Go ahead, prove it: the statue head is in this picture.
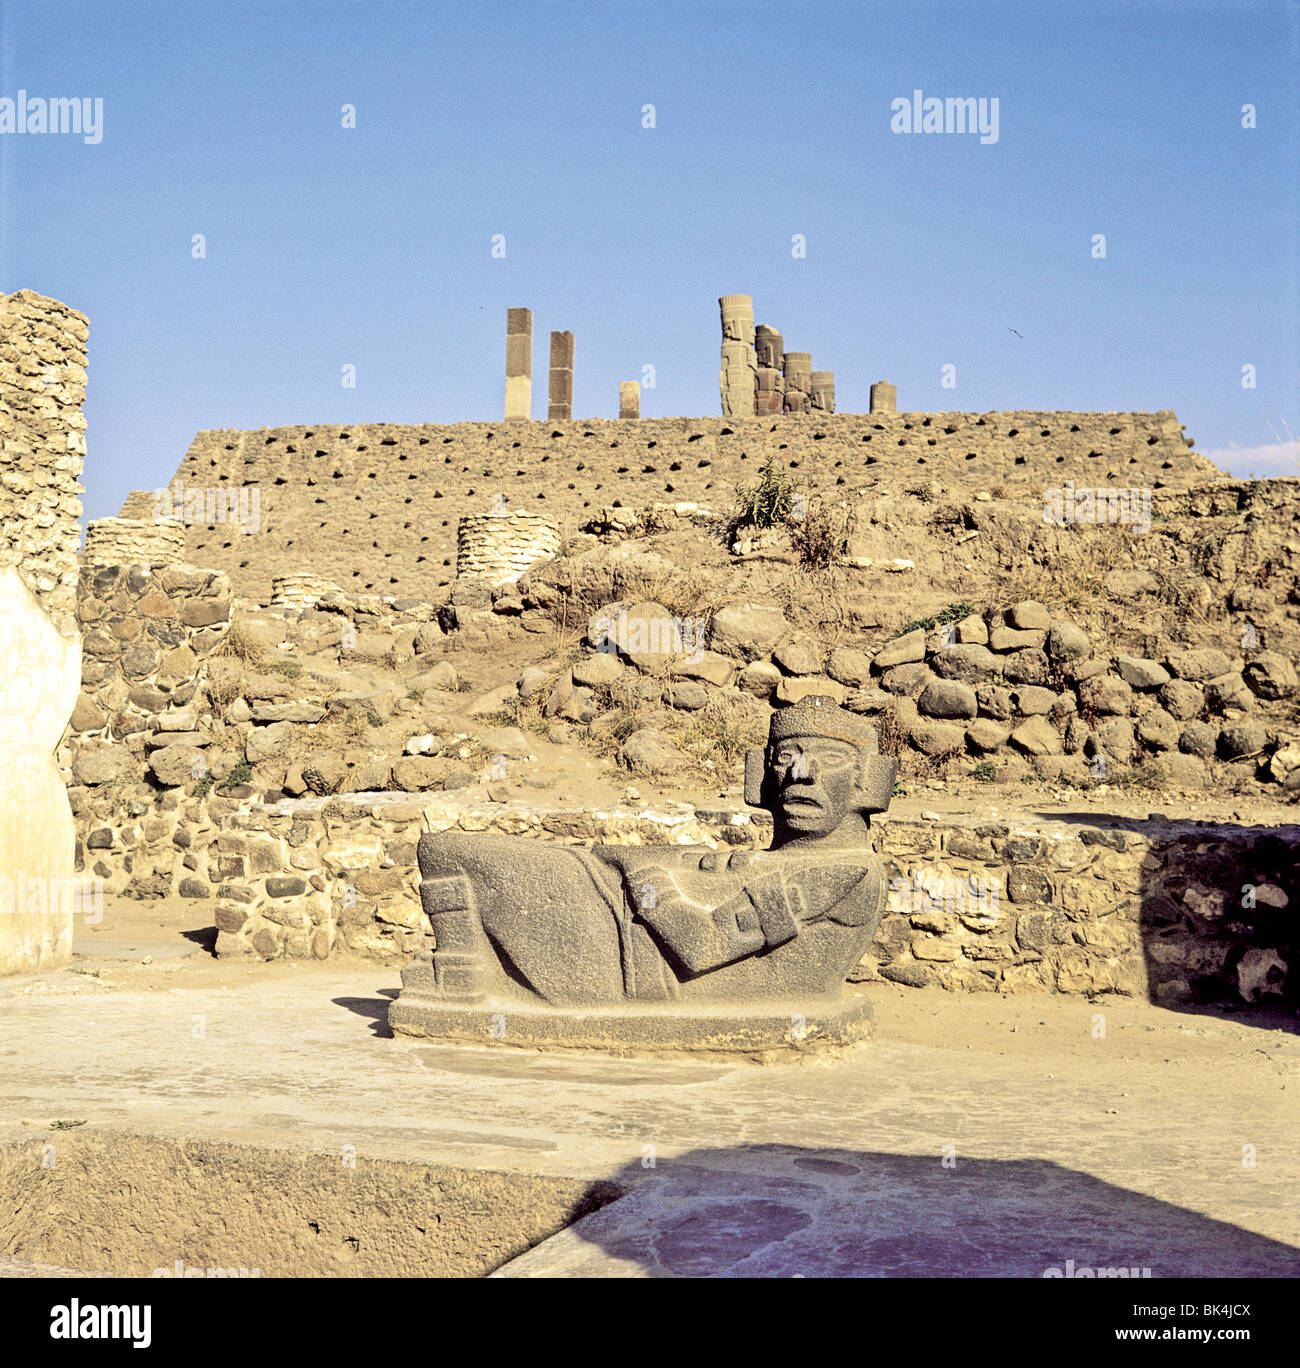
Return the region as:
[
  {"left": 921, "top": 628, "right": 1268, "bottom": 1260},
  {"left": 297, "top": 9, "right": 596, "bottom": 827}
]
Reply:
[{"left": 744, "top": 696, "right": 896, "bottom": 847}]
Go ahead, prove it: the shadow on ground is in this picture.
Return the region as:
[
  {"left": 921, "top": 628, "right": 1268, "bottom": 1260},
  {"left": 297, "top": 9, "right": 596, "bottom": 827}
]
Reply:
[
  {"left": 333, "top": 988, "right": 398, "bottom": 1037},
  {"left": 504, "top": 1142, "right": 1300, "bottom": 1278}
]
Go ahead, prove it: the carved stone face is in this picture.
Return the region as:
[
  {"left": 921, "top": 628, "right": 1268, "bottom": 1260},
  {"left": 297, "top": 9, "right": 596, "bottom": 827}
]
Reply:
[{"left": 769, "top": 737, "right": 859, "bottom": 837}]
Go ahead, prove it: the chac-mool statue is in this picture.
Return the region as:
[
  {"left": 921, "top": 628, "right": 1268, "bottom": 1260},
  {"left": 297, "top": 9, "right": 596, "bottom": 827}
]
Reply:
[{"left": 389, "top": 696, "right": 897, "bottom": 1051}]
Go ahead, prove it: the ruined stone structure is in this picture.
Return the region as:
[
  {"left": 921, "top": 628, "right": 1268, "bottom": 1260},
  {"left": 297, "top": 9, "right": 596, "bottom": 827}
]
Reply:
[
  {"left": 69, "top": 562, "right": 232, "bottom": 797},
  {"left": 504, "top": 308, "right": 532, "bottom": 421},
  {"left": 83, "top": 516, "right": 185, "bottom": 567},
  {"left": 547, "top": 330, "right": 573, "bottom": 422},
  {"left": 145, "top": 410, "right": 1216, "bottom": 601},
  {"left": 619, "top": 382, "right": 640, "bottom": 419},
  {"left": 456, "top": 511, "right": 561, "bottom": 587},
  {"left": 269, "top": 573, "right": 345, "bottom": 610},
  {"left": 0, "top": 290, "right": 87, "bottom": 974}
]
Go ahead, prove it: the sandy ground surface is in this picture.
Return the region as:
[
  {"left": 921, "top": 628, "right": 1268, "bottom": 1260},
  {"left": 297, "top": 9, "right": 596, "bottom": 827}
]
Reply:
[{"left": 0, "top": 890, "right": 1294, "bottom": 1277}]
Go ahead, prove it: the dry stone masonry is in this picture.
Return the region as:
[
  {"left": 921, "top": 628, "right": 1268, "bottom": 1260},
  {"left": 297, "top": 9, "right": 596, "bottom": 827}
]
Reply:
[
  {"left": 269, "top": 573, "right": 346, "bottom": 610},
  {"left": 83, "top": 516, "right": 185, "bottom": 567},
  {"left": 0, "top": 290, "right": 87, "bottom": 633},
  {"left": 0, "top": 290, "right": 88, "bottom": 974},
  {"left": 198, "top": 790, "right": 1295, "bottom": 1013},
  {"left": 155, "top": 411, "right": 1212, "bottom": 601},
  {"left": 456, "top": 512, "right": 561, "bottom": 587}
]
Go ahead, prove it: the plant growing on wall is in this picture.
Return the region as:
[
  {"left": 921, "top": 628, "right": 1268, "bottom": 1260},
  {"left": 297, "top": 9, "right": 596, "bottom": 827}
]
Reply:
[{"left": 733, "top": 451, "right": 794, "bottom": 528}]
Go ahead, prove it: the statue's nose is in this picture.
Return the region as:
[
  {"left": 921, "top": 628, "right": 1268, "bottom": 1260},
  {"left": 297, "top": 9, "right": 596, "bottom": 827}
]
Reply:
[{"left": 794, "top": 757, "right": 820, "bottom": 783}]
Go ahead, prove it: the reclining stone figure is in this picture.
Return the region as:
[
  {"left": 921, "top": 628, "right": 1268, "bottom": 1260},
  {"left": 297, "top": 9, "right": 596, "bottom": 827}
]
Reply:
[{"left": 400, "top": 695, "right": 896, "bottom": 1010}]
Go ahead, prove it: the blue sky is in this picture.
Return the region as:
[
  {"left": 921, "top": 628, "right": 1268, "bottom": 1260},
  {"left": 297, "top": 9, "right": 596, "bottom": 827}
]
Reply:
[{"left": 2, "top": 0, "right": 1296, "bottom": 519}]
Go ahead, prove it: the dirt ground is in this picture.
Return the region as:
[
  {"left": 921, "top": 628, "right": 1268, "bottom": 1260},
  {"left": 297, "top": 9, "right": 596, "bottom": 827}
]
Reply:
[{"left": 37, "top": 893, "right": 1299, "bottom": 1088}]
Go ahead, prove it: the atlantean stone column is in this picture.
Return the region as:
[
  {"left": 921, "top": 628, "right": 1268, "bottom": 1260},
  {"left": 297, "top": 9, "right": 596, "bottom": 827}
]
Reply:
[
  {"left": 0, "top": 290, "right": 87, "bottom": 976},
  {"left": 504, "top": 308, "right": 532, "bottom": 421},
  {"left": 870, "top": 381, "right": 897, "bottom": 414},
  {"left": 548, "top": 330, "right": 574, "bottom": 421},
  {"left": 810, "top": 371, "right": 836, "bottom": 414},
  {"left": 782, "top": 352, "right": 812, "bottom": 414},
  {"left": 619, "top": 382, "right": 640, "bottom": 419},
  {"left": 719, "top": 294, "right": 756, "bottom": 418},
  {"left": 754, "top": 325, "right": 785, "bottom": 416}
]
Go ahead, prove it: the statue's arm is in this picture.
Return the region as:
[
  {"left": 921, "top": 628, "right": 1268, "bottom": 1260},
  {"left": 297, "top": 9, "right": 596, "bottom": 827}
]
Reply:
[{"left": 627, "top": 866, "right": 804, "bottom": 976}]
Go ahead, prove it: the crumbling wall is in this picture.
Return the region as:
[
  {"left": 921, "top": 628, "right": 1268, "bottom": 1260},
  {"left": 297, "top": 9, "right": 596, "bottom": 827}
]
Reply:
[
  {"left": 83, "top": 516, "right": 185, "bottom": 566},
  {"left": 149, "top": 411, "right": 1218, "bottom": 602},
  {"left": 0, "top": 290, "right": 86, "bottom": 631},
  {"left": 456, "top": 512, "right": 561, "bottom": 586},
  {"left": 0, "top": 290, "right": 87, "bottom": 974}
]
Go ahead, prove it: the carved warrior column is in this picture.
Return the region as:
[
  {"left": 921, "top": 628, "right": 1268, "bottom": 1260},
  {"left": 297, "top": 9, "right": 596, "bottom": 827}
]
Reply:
[
  {"left": 547, "top": 330, "right": 574, "bottom": 421},
  {"left": 504, "top": 307, "right": 532, "bottom": 420},
  {"left": 870, "top": 381, "right": 897, "bottom": 414},
  {"left": 810, "top": 370, "right": 836, "bottom": 414},
  {"left": 0, "top": 291, "right": 87, "bottom": 976},
  {"left": 619, "top": 381, "right": 640, "bottom": 419},
  {"left": 718, "top": 294, "right": 756, "bottom": 417},
  {"left": 782, "top": 351, "right": 812, "bottom": 414},
  {"left": 754, "top": 325, "right": 785, "bottom": 416}
]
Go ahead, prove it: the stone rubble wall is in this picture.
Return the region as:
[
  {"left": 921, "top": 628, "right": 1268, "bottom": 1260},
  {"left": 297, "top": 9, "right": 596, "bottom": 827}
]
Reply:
[
  {"left": 0, "top": 290, "right": 88, "bottom": 634},
  {"left": 525, "top": 591, "right": 1300, "bottom": 791},
  {"left": 210, "top": 795, "right": 767, "bottom": 962},
  {"left": 197, "top": 795, "right": 1296, "bottom": 1008},
  {"left": 62, "top": 563, "right": 233, "bottom": 786},
  {"left": 270, "top": 573, "right": 345, "bottom": 610},
  {"left": 0, "top": 290, "right": 88, "bottom": 974},
  {"left": 456, "top": 512, "right": 561, "bottom": 587},
  {"left": 83, "top": 517, "right": 185, "bottom": 567},
  {"left": 151, "top": 411, "right": 1216, "bottom": 601}
]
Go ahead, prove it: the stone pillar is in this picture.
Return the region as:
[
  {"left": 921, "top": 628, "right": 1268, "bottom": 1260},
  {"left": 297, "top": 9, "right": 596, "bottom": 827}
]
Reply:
[
  {"left": 755, "top": 368, "right": 784, "bottom": 416},
  {"left": 505, "top": 308, "right": 532, "bottom": 420},
  {"left": 782, "top": 352, "right": 812, "bottom": 414},
  {"left": 718, "top": 294, "right": 756, "bottom": 418},
  {"left": 810, "top": 371, "right": 836, "bottom": 414},
  {"left": 753, "top": 325, "right": 785, "bottom": 415},
  {"left": 754, "top": 324, "right": 784, "bottom": 371},
  {"left": 870, "top": 381, "right": 897, "bottom": 414},
  {"left": 0, "top": 290, "right": 87, "bottom": 976},
  {"left": 619, "top": 382, "right": 640, "bottom": 419},
  {"left": 548, "top": 331, "right": 574, "bottom": 421}
]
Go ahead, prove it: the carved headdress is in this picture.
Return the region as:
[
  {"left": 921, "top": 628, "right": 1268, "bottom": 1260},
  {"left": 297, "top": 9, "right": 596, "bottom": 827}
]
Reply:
[{"left": 746, "top": 696, "right": 896, "bottom": 814}]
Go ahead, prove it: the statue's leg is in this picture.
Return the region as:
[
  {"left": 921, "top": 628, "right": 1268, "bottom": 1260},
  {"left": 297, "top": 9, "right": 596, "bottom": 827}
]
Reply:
[
  {"left": 418, "top": 861, "right": 491, "bottom": 1002},
  {"left": 418, "top": 832, "right": 626, "bottom": 1006}
]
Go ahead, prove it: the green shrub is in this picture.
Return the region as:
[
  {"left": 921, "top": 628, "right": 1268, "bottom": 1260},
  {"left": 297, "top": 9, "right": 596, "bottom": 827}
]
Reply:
[
  {"left": 893, "top": 602, "right": 978, "bottom": 639},
  {"left": 733, "top": 452, "right": 794, "bottom": 528}
]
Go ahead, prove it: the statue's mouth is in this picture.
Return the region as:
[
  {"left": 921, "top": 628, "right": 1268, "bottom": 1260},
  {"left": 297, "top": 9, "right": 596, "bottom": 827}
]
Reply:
[{"left": 781, "top": 790, "right": 825, "bottom": 811}]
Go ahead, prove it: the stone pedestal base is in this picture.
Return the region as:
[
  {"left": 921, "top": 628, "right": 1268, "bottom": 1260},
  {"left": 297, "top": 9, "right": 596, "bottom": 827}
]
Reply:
[{"left": 388, "top": 991, "right": 872, "bottom": 1057}]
